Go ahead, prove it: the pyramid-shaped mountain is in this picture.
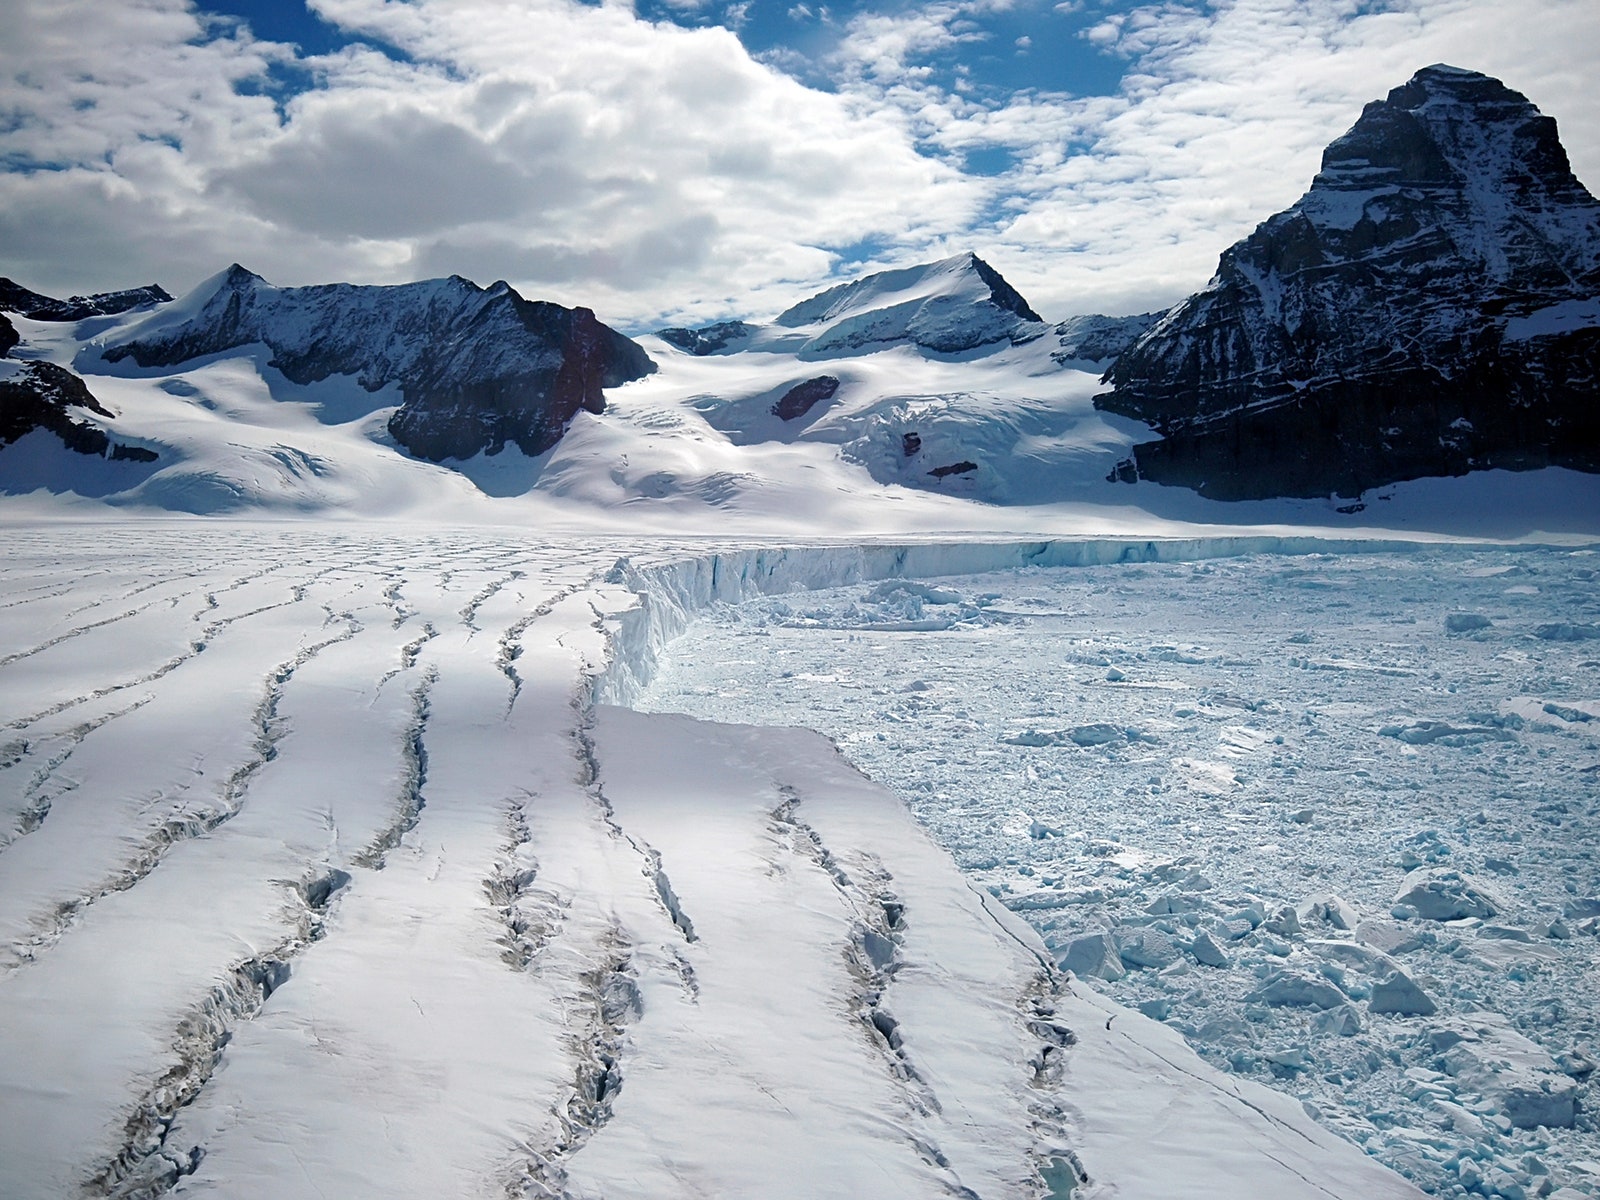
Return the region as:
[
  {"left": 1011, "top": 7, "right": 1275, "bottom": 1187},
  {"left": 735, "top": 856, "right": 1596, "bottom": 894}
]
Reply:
[
  {"left": 1099, "top": 64, "right": 1600, "bottom": 500},
  {"left": 661, "top": 252, "right": 1045, "bottom": 358}
]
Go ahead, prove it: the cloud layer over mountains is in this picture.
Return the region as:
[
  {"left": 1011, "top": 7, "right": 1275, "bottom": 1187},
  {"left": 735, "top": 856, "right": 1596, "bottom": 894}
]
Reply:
[{"left": 2, "top": 0, "right": 1597, "bottom": 327}]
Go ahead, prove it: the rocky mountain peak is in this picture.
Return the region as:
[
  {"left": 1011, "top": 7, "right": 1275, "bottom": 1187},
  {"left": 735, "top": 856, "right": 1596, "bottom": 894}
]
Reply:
[
  {"left": 101, "top": 269, "right": 655, "bottom": 462},
  {"left": 1098, "top": 66, "right": 1600, "bottom": 500}
]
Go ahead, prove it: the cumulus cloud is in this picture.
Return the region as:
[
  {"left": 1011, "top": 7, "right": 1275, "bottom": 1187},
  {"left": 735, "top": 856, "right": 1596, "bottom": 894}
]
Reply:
[
  {"left": 841, "top": 0, "right": 1600, "bottom": 317},
  {"left": 0, "top": 0, "right": 1595, "bottom": 327}
]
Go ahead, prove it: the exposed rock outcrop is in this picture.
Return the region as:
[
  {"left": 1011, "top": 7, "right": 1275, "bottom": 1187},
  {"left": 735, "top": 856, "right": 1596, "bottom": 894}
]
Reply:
[
  {"left": 0, "top": 360, "right": 156, "bottom": 462},
  {"left": 771, "top": 376, "right": 840, "bottom": 421}
]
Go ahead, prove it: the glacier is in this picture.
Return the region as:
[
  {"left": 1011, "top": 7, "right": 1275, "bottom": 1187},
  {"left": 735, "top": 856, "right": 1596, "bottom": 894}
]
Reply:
[{"left": 0, "top": 524, "right": 1465, "bottom": 1200}]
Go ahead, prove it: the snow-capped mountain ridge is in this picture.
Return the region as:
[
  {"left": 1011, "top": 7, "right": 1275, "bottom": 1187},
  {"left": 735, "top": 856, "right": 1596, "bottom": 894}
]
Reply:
[
  {"left": 1100, "top": 65, "right": 1600, "bottom": 500},
  {"left": 0, "top": 278, "right": 171, "bottom": 323},
  {"left": 663, "top": 252, "right": 1049, "bottom": 359},
  {"left": 99, "top": 265, "right": 656, "bottom": 461}
]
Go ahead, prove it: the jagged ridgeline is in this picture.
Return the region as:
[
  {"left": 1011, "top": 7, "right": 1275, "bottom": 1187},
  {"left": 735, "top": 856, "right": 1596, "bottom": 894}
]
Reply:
[
  {"left": 1099, "top": 65, "right": 1600, "bottom": 500},
  {"left": 100, "top": 266, "right": 657, "bottom": 461}
]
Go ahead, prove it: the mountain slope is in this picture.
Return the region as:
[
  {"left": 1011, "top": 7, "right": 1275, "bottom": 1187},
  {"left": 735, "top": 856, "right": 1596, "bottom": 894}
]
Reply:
[
  {"left": 1099, "top": 65, "right": 1600, "bottom": 500},
  {"left": 100, "top": 266, "right": 656, "bottom": 461}
]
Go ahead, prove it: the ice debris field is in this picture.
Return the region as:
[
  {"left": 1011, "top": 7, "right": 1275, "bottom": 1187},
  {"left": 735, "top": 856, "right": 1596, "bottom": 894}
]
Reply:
[{"left": 639, "top": 545, "right": 1600, "bottom": 1200}]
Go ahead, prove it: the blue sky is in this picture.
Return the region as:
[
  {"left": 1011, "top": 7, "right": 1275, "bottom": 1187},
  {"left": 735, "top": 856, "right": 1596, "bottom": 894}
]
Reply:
[
  {"left": 201, "top": 0, "right": 1135, "bottom": 106},
  {"left": 2, "top": 0, "right": 1597, "bottom": 328}
]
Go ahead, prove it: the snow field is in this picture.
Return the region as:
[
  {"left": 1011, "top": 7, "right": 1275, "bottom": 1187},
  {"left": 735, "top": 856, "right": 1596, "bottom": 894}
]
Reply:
[{"left": 638, "top": 547, "right": 1600, "bottom": 1199}]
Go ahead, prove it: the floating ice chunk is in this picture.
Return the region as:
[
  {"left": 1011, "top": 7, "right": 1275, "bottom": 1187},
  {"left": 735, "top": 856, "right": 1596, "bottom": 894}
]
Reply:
[
  {"left": 1298, "top": 892, "right": 1360, "bottom": 931},
  {"left": 1000, "top": 722, "right": 1135, "bottom": 748},
  {"left": 1397, "top": 830, "right": 1452, "bottom": 869},
  {"left": 1246, "top": 970, "right": 1348, "bottom": 1010},
  {"left": 1378, "top": 720, "right": 1516, "bottom": 747},
  {"left": 1264, "top": 905, "right": 1302, "bottom": 937},
  {"left": 1058, "top": 932, "right": 1125, "bottom": 981},
  {"left": 1002, "top": 728, "right": 1061, "bottom": 747},
  {"left": 1432, "top": 1014, "right": 1579, "bottom": 1129},
  {"left": 1118, "top": 928, "right": 1181, "bottom": 970},
  {"left": 1532, "top": 622, "right": 1600, "bottom": 641},
  {"left": 1479, "top": 924, "right": 1533, "bottom": 943},
  {"left": 863, "top": 579, "right": 964, "bottom": 606},
  {"left": 1354, "top": 920, "right": 1430, "bottom": 955},
  {"left": 1434, "top": 1100, "right": 1487, "bottom": 1139},
  {"left": 1393, "top": 867, "right": 1502, "bottom": 921},
  {"left": 1562, "top": 897, "right": 1600, "bottom": 919},
  {"left": 1146, "top": 892, "right": 1207, "bottom": 915},
  {"left": 1069, "top": 722, "right": 1126, "bottom": 746},
  {"left": 1265, "top": 1047, "right": 1308, "bottom": 1070},
  {"left": 1139, "top": 998, "right": 1174, "bottom": 1021},
  {"left": 1190, "top": 929, "right": 1231, "bottom": 968},
  {"left": 1541, "top": 702, "right": 1593, "bottom": 724},
  {"left": 1307, "top": 938, "right": 1400, "bottom": 977},
  {"left": 1311, "top": 1004, "right": 1364, "bottom": 1036},
  {"left": 1223, "top": 899, "right": 1267, "bottom": 930},
  {"left": 1368, "top": 969, "right": 1438, "bottom": 1016}
]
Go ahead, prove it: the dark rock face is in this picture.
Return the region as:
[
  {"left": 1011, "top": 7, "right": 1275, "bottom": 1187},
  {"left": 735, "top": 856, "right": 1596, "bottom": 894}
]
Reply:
[
  {"left": 0, "top": 314, "right": 17, "bottom": 358},
  {"left": 657, "top": 320, "right": 753, "bottom": 355},
  {"left": 967, "top": 256, "right": 1043, "bottom": 323},
  {"left": 0, "top": 279, "right": 172, "bottom": 321},
  {"left": 0, "top": 360, "right": 157, "bottom": 462},
  {"left": 1098, "top": 65, "right": 1600, "bottom": 500},
  {"left": 771, "top": 375, "right": 840, "bottom": 421},
  {"left": 102, "top": 266, "right": 656, "bottom": 461}
]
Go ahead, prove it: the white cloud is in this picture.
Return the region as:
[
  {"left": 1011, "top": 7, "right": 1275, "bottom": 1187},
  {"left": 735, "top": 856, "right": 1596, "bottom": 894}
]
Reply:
[
  {"left": 852, "top": 0, "right": 1600, "bottom": 317},
  {"left": 0, "top": 0, "right": 1595, "bottom": 328}
]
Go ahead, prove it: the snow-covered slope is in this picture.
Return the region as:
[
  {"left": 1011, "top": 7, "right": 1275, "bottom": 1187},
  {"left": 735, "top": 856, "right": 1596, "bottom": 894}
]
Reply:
[{"left": 1101, "top": 65, "right": 1600, "bottom": 500}]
